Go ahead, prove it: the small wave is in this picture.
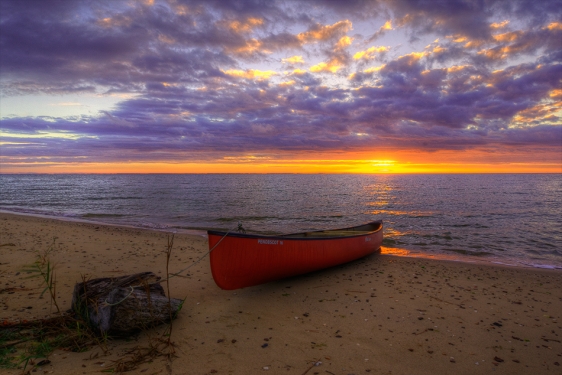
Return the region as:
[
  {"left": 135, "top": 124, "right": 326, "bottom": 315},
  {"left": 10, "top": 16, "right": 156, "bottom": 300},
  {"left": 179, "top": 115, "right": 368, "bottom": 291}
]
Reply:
[
  {"left": 0, "top": 207, "right": 73, "bottom": 219},
  {"left": 422, "top": 234, "right": 454, "bottom": 240},
  {"left": 444, "top": 248, "right": 492, "bottom": 257},
  {"left": 138, "top": 222, "right": 171, "bottom": 230},
  {"left": 307, "top": 218, "right": 342, "bottom": 223},
  {"left": 82, "top": 213, "right": 127, "bottom": 218},
  {"left": 531, "top": 241, "right": 558, "bottom": 249},
  {"left": 382, "top": 238, "right": 405, "bottom": 246},
  {"left": 448, "top": 223, "right": 490, "bottom": 228},
  {"left": 524, "top": 248, "right": 561, "bottom": 257},
  {"left": 216, "top": 216, "right": 278, "bottom": 222},
  {"left": 88, "top": 196, "right": 143, "bottom": 201},
  {"left": 517, "top": 262, "right": 562, "bottom": 270},
  {"left": 217, "top": 217, "right": 241, "bottom": 223}
]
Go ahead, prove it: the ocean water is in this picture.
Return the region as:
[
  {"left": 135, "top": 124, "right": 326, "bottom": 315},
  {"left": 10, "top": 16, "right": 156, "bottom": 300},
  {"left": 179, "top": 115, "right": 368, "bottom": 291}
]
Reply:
[{"left": 0, "top": 174, "right": 560, "bottom": 269}]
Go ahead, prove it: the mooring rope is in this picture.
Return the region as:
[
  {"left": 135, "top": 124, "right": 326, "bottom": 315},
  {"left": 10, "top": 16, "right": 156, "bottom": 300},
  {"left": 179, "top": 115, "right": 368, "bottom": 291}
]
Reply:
[
  {"left": 100, "top": 223, "right": 245, "bottom": 307},
  {"left": 127, "top": 222, "right": 245, "bottom": 289},
  {"left": 167, "top": 223, "right": 243, "bottom": 278}
]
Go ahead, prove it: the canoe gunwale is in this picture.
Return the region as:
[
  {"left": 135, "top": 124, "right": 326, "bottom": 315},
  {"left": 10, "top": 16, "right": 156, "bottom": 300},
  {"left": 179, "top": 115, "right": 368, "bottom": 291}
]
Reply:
[{"left": 207, "top": 220, "right": 382, "bottom": 241}]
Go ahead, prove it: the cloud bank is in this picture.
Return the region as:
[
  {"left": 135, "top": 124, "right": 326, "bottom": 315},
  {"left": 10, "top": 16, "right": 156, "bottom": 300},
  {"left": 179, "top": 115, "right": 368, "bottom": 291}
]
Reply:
[{"left": 1, "top": 0, "right": 560, "bottom": 167}]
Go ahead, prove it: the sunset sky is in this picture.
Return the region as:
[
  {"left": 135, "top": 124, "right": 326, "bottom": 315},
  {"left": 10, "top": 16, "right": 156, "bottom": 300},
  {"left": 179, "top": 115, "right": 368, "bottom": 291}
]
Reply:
[{"left": 1, "top": 0, "right": 561, "bottom": 173}]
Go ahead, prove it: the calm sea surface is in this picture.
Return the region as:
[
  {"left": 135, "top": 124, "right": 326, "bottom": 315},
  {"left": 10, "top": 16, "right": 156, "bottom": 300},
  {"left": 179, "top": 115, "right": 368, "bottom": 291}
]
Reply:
[{"left": 1, "top": 174, "right": 560, "bottom": 269}]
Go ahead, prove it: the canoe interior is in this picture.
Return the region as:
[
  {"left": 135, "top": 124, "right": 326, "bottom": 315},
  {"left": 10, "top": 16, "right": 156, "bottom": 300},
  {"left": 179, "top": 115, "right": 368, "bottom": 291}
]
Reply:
[
  {"left": 282, "top": 221, "right": 382, "bottom": 239},
  {"left": 209, "top": 220, "right": 382, "bottom": 240}
]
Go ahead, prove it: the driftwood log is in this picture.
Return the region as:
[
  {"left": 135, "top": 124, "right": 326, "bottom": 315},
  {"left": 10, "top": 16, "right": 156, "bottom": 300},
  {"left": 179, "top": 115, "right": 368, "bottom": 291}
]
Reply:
[{"left": 71, "top": 272, "right": 182, "bottom": 335}]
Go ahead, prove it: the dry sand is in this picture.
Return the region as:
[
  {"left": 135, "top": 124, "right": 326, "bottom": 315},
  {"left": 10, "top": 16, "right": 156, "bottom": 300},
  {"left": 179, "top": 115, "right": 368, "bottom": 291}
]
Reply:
[{"left": 1, "top": 212, "right": 561, "bottom": 374}]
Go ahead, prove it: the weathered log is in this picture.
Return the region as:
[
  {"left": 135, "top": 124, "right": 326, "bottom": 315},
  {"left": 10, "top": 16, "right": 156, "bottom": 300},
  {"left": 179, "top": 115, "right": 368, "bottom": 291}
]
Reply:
[{"left": 71, "top": 272, "right": 182, "bottom": 335}]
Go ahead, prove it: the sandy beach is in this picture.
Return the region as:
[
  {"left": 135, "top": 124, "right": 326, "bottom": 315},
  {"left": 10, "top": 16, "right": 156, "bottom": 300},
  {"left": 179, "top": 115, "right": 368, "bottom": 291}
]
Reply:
[{"left": 1, "top": 212, "right": 561, "bottom": 375}]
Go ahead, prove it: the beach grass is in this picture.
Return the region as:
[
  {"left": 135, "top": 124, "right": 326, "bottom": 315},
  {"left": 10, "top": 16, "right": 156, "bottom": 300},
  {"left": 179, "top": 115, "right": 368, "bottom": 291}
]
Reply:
[{"left": 0, "top": 231, "right": 182, "bottom": 374}]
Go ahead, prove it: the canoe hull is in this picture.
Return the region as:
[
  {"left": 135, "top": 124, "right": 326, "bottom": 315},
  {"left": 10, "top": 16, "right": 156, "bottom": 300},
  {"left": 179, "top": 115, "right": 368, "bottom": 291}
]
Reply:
[{"left": 208, "top": 221, "right": 383, "bottom": 290}]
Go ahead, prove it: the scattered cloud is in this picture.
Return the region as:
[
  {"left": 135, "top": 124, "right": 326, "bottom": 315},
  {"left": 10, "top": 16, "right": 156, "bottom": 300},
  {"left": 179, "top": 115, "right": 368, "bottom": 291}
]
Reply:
[
  {"left": 282, "top": 55, "right": 305, "bottom": 64},
  {"left": 222, "top": 17, "right": 264, "bottom": 33},
  {"left": 353, "top": 46, "right": 389, "bottom": 61},
  {"left": 310, "top": 61, "right": 342, "bottom": 74},
  {"left": 368, "top": 19, "right": 393, "bottom": 42},
  {"left": 490, "top": 20, "right": 509, "bottom": 29},
  {"left": 223, "top": 69, "right": 278, "bottom": 80},
  {"left": 297, "top": 20, "right": 353, "bottom": 44}
]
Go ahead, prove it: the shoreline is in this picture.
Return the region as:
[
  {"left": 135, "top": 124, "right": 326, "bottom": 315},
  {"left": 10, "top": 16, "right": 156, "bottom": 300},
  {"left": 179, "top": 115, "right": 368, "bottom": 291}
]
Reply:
[
  {"left": 2, "top": 209, "right": 560, "bottom": 271},
  {"left": 380, "top": 247, "right": 562, "bottom": 271},
  {"left": 1, "top": 212, "right": 561, "bottom": 374},
  {"left": 0, "top": 208, "right": 209, "bottom": 237}
]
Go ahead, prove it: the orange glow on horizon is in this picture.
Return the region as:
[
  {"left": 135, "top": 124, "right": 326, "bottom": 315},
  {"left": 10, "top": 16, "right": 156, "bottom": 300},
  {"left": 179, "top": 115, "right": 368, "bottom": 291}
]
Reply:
[
  {"left": 1, "top": 159, "right": 560, "bottom": 174},
  {"left": 1, "top": 148, "right": 560, "bottom": 174}
]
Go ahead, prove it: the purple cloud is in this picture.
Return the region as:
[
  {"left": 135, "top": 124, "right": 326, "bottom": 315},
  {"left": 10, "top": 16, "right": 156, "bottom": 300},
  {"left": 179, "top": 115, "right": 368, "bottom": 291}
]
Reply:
[{"left": 1, "top": 0, "right": 560, "bottom": 166}]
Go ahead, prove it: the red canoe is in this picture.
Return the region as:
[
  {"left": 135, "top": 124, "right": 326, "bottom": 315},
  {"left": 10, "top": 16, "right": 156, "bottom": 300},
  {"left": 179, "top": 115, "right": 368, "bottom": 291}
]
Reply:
[{"left": 208, "top": 220, "right": 383, "bottom": 290}]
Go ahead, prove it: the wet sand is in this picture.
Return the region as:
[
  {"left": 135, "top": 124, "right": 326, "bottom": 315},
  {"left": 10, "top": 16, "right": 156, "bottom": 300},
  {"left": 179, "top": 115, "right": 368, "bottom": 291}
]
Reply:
[{"left": 1, "top": 212, "right": 561, "bottom": 374}]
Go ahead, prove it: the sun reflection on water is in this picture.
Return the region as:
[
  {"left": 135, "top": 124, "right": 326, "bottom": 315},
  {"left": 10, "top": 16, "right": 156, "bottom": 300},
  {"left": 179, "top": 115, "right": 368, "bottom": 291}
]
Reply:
[{"left": 379, "top": 246, "right": 525, "bottom": 268}]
